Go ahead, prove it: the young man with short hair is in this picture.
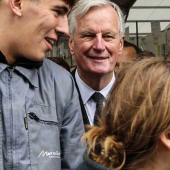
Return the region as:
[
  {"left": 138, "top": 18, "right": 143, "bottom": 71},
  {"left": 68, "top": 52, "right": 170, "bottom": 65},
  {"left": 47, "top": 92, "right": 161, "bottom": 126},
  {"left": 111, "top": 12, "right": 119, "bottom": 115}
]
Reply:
[{"left": 0, "top": 0, "right": 85, "bottom": 169}]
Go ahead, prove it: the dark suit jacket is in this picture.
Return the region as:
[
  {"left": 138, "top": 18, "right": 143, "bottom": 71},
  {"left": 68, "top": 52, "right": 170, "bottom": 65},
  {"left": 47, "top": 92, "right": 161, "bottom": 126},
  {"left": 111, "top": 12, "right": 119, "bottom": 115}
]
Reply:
[{"left": 71, "top": 68, "right": 90, "bottom": 125}]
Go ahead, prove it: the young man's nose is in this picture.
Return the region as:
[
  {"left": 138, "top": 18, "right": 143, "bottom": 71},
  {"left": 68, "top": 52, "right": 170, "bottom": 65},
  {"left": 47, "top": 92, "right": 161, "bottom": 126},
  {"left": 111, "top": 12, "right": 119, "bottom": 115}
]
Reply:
[{"left": 55, "top": 16, "right": 69, "bottom": 37}]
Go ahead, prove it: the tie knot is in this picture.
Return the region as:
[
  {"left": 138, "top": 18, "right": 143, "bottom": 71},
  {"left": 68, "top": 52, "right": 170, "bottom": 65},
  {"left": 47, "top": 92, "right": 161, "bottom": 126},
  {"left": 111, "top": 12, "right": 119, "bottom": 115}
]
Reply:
[{"left": 91, "top": 92, "right": 104, "bottom": 104}]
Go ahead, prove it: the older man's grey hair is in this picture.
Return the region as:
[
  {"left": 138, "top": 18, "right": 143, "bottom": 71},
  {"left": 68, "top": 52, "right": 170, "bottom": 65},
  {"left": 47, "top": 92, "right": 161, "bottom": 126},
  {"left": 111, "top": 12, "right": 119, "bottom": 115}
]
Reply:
[{"left": 68, "top": 0, "right": 125, "bottom": 38}]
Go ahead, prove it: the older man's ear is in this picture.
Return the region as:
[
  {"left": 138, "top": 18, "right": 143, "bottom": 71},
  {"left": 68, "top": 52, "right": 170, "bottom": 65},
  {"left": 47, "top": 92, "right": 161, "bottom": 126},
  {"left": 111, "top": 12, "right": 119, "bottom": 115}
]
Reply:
[
  {"left": 69, "top": 37, "right": 75, "bottom": 55},
  {"left": 119, "top": 36, "right": 125, "bottom": 55}
]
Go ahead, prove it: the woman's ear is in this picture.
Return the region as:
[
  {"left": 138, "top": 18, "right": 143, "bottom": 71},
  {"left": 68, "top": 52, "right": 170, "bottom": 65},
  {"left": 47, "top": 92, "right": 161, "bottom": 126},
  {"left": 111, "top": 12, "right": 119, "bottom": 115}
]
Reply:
[
  {"left": 68, "top": 37, "right": 75, "bottom": 55},
  {"left": 9, "top": 0, "right": 23, "bottom": 16},
  {"left": 160, "top": 130, "right": 170, "bottom": 150}
]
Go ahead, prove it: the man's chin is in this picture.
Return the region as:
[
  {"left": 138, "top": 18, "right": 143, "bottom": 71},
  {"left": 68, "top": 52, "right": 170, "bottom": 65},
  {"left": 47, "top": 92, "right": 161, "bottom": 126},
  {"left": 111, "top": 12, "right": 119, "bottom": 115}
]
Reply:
[
  {"left": 90, "top": 70, "right": 111, "bottom": 76},
  {"left": 28, "top": 54, "right": 46, "bottom": 62}
]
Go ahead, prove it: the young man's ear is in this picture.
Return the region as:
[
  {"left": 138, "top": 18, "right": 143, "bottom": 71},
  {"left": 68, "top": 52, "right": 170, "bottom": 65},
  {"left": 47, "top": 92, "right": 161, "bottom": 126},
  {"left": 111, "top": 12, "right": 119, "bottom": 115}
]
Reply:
[
  {"left": 160, "top": 130, "right": 170, "bottom": 150},
  {"left": 68, "top": 37, "right": 75, "bottom": 55},
  {"left": 9, "top": 0, "right": 23, "bottom": 17}
]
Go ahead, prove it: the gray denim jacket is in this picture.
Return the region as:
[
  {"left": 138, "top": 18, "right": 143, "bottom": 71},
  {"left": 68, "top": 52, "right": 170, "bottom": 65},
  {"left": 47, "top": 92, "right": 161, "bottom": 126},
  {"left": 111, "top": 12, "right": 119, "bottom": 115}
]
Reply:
[{"left": 0, "top": 57, "right": 85, "bottom": 170}]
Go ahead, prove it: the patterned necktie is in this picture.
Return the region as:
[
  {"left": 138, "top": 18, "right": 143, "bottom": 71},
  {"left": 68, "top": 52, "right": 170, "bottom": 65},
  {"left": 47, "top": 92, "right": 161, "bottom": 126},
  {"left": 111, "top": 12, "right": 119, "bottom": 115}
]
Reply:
[{"left": 91, "top": 92, "right": 104, "bottom": 125}]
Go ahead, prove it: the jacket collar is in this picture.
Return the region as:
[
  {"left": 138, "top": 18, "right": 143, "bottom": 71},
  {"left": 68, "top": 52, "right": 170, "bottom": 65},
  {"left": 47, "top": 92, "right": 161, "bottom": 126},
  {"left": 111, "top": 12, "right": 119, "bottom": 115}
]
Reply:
[
  {"left": 0, "top": 51, "right": 43, "bottom": 69},
  {"left": 0, "top": 51, "right": 41, "bottom": 87}
]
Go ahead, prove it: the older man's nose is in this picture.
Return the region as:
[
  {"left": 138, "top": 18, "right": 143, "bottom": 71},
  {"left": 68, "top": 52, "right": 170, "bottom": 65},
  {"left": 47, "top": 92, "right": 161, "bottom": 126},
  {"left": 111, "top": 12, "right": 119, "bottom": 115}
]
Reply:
[{"left": 93, "top": 35, "right": 105, "bottom": 52}]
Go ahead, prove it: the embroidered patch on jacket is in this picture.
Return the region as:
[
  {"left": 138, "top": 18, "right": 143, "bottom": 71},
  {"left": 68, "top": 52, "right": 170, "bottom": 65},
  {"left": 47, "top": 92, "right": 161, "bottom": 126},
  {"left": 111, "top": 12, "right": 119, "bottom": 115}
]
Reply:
[{"left": 38, "top": 151, "right": 60, "bottom": 158}]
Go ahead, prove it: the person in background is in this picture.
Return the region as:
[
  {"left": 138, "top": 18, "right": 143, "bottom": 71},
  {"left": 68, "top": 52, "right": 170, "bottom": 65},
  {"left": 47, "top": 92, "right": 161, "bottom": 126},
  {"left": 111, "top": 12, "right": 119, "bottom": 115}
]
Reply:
[
  {"left": 77, "top": 57, "right": 170, "bottom": 170},
  {"left": 115, "top": 40, "right": 141, "bottom": 73},
  {"left": 48, "top": 57, "right": 70, "bottom": 72},
  {"left": 68, "top": 0, "right": 125, "bottom": 126},
  {"left": 0, "top": 0, "right": 85, "bottom": 169},
  {"left": 138, "top": 50, "right": 156, "bottom": 59}
]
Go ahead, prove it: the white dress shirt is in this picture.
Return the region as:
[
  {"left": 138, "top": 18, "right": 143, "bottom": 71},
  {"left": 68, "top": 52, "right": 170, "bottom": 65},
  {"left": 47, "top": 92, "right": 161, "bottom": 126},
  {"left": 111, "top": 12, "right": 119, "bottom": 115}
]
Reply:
[{"left": 75, "top": 70, "right": 115, "bottom": 125}]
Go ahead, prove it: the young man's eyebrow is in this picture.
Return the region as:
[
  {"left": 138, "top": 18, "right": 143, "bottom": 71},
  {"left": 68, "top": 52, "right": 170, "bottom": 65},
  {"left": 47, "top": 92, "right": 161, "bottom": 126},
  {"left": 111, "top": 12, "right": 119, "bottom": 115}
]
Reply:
[{"left": 55, "top": 6, "right": 69, "bottom": 13}]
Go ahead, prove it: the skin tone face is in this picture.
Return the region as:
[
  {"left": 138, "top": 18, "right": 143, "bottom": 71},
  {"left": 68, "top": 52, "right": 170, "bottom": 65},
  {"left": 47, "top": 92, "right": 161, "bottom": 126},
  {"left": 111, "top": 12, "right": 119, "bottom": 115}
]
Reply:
[
  {"left": 115, "top": 46, "right": 137, "bottom": 73},
  {"left": 69, "top": 6, "right": 124, "bottom": 87},
  {"left": 5, "top": 0, "right": 70, "bottom": 64},
  {"left": 119, "top": 46, "right": 137, "bottom": 62}
]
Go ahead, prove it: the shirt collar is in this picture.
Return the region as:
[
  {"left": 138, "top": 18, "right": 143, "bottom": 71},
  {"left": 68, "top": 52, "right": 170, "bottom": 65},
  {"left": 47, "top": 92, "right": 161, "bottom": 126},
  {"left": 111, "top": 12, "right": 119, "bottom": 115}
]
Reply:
[{"left": 75, "top": 69, "right": 115, "bottom": 104}]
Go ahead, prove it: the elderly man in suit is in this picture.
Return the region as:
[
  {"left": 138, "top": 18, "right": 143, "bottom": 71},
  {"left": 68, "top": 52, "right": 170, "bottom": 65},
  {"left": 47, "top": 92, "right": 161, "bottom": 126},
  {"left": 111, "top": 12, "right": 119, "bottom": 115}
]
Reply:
[{"left": 69, "top": 0, "right": 125, "bottom": 126}]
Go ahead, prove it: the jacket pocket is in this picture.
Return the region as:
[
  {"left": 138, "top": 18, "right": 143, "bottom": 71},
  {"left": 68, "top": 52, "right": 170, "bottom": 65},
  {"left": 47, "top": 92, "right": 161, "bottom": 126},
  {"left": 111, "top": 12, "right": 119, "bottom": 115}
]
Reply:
[
  {"left": 28, "top": 112, "right": 59, "bottom": 126},
  {"left": 26, "top": 98, "right": 61, "bottom": 170}
]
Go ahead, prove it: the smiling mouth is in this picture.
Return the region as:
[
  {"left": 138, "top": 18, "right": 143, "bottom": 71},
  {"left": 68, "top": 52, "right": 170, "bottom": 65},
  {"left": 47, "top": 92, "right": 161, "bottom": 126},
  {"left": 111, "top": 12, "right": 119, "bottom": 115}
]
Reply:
[
  {"left": 45, "top": 38, "right": 55, "bottom": 46},
  {"left": 88, "top": 56, "right": 109, "bottom": 60}
]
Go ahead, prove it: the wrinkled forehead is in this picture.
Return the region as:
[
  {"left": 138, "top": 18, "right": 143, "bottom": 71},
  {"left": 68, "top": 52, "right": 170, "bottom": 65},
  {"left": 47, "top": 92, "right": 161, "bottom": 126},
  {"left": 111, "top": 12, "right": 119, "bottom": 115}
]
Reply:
[
  {"left": 77, "top": 5, "right": 120, "bottom": 30},
  {"left": 77, "top": 6, "right": 119, "bottom": 32},
  {"left": 81, "top": 5, "right": 118, "bottom": 20}
]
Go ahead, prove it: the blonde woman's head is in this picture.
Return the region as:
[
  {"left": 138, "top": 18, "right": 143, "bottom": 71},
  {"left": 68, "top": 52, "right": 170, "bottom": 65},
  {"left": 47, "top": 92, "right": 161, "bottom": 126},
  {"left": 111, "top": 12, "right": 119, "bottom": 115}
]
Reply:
[{"left": 84, "top": 57, "right": 170, "bottom": 169}]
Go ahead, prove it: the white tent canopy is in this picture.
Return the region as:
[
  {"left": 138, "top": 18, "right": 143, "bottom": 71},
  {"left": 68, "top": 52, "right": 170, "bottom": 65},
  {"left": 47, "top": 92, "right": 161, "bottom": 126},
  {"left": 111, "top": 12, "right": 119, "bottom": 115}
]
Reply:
[{"left": 126, "top": 0, "right": 170, "bottom": 34}]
